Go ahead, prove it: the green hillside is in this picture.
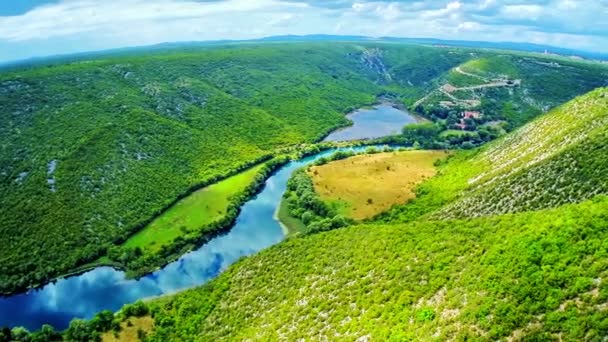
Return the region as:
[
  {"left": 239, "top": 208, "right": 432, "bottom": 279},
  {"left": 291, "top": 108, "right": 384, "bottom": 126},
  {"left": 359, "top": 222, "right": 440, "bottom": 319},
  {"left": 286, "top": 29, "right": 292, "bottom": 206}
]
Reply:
[
  {"left": 0, "top": 43, "right": 386, "bottom": 293},
  {"left": 131, "top": 87, "right": 608, "bottom": 341},
  {"left": 147, "top": 197, "right": 608, "bottom": 341},
  {"left": 379, "top": 87, "right": 608, "bottom": 223},
  {"left": 412, "top": 54, "right": 608, "bottom": 149},
  {"left": 1, "top": 42, "right": 606, "bottom": 295}
]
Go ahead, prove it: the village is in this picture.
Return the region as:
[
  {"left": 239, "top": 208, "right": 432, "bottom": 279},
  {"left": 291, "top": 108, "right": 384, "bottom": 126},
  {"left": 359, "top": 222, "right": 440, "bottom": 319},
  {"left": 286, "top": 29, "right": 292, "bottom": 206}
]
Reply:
[{"left": 412, "top": 64, "right": 523, "bottom": 132}]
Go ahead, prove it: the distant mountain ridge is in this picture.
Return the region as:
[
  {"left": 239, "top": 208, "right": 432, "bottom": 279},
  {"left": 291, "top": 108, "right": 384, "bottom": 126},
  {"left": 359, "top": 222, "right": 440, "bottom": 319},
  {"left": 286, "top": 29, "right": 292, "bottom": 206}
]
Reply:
[
  {"left": 263, "top": 35, "right": 608, "bottom": 60},
  {"left": 1, "top": 35, "right": 606, "bottom": 71}
]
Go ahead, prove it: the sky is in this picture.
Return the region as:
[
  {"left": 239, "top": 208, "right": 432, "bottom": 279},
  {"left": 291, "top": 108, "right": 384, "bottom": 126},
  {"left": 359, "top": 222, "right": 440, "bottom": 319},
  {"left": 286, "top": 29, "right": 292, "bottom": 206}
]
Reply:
[{"left": 0, "top": 0, "right": 607, "bottom": 63}]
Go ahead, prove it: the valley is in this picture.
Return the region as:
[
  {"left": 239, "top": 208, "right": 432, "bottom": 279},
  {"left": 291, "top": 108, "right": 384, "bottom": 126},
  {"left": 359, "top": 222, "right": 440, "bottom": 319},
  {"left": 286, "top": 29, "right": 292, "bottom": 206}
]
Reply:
[
  {"left": 141, "top": 87, "right": 608, "bottom": 341},
  {"left": 1, "top": 41, "right": 608, "bottom": 340},
  {"left": 0, "top": 146, "right": 376, "bottom": 331}
]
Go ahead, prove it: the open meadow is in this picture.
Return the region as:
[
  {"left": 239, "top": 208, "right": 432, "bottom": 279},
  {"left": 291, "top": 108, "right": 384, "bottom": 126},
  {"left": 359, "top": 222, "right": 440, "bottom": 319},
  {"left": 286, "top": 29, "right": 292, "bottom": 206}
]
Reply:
[
  {"left": 308, "top": 150, "right": 450, "bottom": 219},
  {"left": 123, "top": 164, "right": 265, "bottom": 252}
]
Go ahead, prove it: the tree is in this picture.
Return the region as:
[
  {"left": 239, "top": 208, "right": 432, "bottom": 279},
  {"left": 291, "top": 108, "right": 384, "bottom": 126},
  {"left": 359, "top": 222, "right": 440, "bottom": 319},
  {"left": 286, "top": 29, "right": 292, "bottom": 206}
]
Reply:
[
  {"left": 31, "top": 325, "right": 61, "bottom": 342},
  {"left": 402, "top": 123, "right": 442, "bottom": 145},
  {"left": 301, "top": 211, "right": 314, "bottom": 225},
  {"left": 122, "top": 301, "right": 149, "bottom": 318},
  {"left": 11, "top": 327, "right": 31, "bottom": 342},
  {"left": 90, "top": 310, "right": 115, "bottom": 333},
  {"left": 64, "top": 319, "right": 96, "bottom": 342},
  {"left": 0, "top": 327, "right": 11, "bottom": 342}
]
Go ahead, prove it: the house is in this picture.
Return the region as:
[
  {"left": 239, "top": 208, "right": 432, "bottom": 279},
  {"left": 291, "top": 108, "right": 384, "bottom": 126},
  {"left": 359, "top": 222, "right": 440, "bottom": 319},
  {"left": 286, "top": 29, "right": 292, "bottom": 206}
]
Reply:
[
  {"left": 463, "top": 111, "right": 481, "bottom": 119},
  {"left": 455, "top": 123, "right": 467, "bottom": 130},
  {"left": 454, "top": 111, "right": 483, "bottom": 130}
]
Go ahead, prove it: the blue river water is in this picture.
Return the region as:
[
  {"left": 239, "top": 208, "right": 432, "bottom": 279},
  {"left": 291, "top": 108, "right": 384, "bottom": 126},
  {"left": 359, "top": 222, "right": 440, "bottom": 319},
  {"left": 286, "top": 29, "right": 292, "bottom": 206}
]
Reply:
[
  {"left": 324, "top": 104, "right": 417, "bottom": 141},
  {"left": 0, "top": 104, "right": 412, "bottom": 331},
  {"left": 0, "top": 148, "right": 371, "bottom": 331}
]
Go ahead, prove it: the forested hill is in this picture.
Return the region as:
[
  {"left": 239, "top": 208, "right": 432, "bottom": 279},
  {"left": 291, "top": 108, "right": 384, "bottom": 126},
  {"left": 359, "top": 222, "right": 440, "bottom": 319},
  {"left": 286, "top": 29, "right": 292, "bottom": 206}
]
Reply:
[
  {"left": 0, "top": 43, "right": 468, "bottom": 294},
  {"left": 145, "top": 88, "right": 608, "bottom": 341},
  {"left": 0, "top": 42, "right": 606, "bottom": 295}
]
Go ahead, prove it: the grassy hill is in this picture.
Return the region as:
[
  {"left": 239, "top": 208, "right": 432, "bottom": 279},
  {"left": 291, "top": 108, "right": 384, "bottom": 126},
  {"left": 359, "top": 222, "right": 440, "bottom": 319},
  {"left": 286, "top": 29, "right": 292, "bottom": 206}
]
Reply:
[
  {"left": 0, "top": 43, "right": 375, "bottom": 293},
  {"left": 146, "top": 197, "right": 608, "bottom": 341},
  {"left": 133, "top": 87, "right": 608, "bottom": 341},
  {"left": 379, "top": 87, "right": 608, "bottom": 223},
  {"left": 1, "top": 42, "right": 606, "bottom": 295}
]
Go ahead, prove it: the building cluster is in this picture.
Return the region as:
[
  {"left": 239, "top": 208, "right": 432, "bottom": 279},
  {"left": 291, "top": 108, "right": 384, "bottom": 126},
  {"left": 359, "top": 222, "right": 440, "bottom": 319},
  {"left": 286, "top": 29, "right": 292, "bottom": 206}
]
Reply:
[{"left": 455, "top": 111, "right": 481, "bottom": 130}]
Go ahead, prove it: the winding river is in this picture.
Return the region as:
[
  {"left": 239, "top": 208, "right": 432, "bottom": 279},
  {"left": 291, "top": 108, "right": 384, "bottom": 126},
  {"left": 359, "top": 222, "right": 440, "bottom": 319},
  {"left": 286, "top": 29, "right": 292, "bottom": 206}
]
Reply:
[{"left": 0, "top": 105, "right": 417, "bottom": 331}]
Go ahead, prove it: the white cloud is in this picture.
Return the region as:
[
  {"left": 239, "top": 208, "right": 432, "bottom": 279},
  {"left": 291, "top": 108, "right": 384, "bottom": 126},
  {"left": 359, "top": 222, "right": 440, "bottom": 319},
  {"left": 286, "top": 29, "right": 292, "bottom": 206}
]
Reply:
[
  {"left": 457, "top": 21, "right": 481, "bottom": 32},
  {"left": 375, "top": 3, "right": 402, "bottom": 22},
  {"left": 421, "top": 1, "right": 462, "bottom": 19},
  {"left": 500, "top": 4, "right": 544, "bottom": 20},
  {"left": 478, "top": 0, "right": 495, "bottom": 10},
  {"left": 0, "top": 0, "right": 606, "bottom": 62},
  {"left": 0, "top": 0, "right": 308, "bottom": 41}
]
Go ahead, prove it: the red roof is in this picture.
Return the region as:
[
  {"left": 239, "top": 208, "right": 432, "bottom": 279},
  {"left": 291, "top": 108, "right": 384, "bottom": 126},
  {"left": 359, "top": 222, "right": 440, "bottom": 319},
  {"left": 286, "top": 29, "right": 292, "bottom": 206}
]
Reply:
[{"left": 463, "top": 111, "right": 481, "bottom": 119}]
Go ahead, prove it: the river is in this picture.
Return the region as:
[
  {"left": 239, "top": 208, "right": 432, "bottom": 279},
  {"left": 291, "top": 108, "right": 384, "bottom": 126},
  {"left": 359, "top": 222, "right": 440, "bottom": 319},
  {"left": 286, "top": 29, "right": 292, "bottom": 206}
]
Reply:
[
  {"left": 0, "top": 104, "right": 414, "bottom": 331},
  {"left": 0, "top": 148, "right": 375, "bottom": 330}
]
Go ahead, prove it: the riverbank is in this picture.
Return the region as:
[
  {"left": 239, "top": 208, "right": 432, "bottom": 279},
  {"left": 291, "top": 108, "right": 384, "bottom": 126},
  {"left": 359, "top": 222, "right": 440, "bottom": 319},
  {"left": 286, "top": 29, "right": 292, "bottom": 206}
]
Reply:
[
  {"left": 1, "top": 146, "right": 380, "bottom": 330},
  {"left": 109, "top": 155, "right": 296, "bottom": 280},
  {"left": 3, "top": 141, "right": 404, "bottom": 297},
  {"left": 275, "top": 199, "right": 307, "bottom": 236},
  {"left": 0, "top": 153, "right": 278, "bottom": 297}
]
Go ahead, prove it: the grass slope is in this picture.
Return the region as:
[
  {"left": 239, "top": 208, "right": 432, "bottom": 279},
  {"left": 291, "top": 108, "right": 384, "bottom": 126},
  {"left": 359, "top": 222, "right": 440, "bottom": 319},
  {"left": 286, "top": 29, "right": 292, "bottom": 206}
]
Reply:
[
  {"left": 308, "top": 150, "right": 448, "bottom": 220},
  {"left": 379, "top": 87, "right": 608, "bottom": 223},
  {"left": 123, "top": 163, "right": 265, "bottom": 253},
  {"left": 148, "top": 197, "right": 608, "bottom": 341},
  {"left": 140, "top": 88, "right": 608, "bottom": 341},
  {"left": 101, "top": 316, "right": 154, "bottom": 342},
  {"left": 418, "top": 54, "right": 608, "bottom": 128}
]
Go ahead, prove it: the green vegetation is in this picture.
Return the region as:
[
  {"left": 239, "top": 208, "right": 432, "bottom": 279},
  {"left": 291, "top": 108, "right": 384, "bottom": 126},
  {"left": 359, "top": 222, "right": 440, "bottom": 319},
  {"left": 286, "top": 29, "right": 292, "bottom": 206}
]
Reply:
[
  {"left": 276, "top": 199, "right": 307, "bottom": 236},
  {"left": 1, "top": 42, "right": 607, "bottom": 297},
  {"left": 0, "top": 42, "right": 392, "bottom": 294},
  {"left": 308, "top": 150, "right": 447, "bottom": 220},
  {"left": 379, "top": 87, "right": 608, "bottom": 223},
  {"left": 123, "top": 163, "right": 265, "bottom": 253},
  {"left": 145, "top": 196, "right": 608, "bottom": 341},
  {"left": 412, "top": 54, "right": 608, "bottom": 148},
  {"left": 104, "top": 156, "right": 291, "bottom": 277},
  {"left": 9, "top": 54, "right": 608, "bottom": 339},
  {"left": 1, "top": 301, "right": 150, "bottom": 342},
  {"left": 101, "top": 316, "right": 154, "bottom": 342},
  {"left": 283, "top": 166, "right": 353, "bottom": 235},
  {"left": 121, "top": 87, "right": 607, "bottom": 341},
  {"left": 460, "top": 55, "right": 521, "bottom": 78}
]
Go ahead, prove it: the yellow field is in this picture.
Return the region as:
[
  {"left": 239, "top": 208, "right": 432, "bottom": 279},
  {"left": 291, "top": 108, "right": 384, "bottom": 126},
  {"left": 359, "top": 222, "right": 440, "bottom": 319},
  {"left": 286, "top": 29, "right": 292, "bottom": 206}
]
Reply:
[
  {"left": 309, "top": 150, "right": 449, "bottom": 220},
  {"left": 101, "top": 316, "right": 154, "bottom": 342}
]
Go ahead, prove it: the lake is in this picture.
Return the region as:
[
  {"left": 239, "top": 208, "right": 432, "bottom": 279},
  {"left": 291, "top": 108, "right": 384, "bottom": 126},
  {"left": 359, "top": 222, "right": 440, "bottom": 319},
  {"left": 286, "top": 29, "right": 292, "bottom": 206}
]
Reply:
[{"left": 323, "top": 104, "right": 418, "bottom": 142}]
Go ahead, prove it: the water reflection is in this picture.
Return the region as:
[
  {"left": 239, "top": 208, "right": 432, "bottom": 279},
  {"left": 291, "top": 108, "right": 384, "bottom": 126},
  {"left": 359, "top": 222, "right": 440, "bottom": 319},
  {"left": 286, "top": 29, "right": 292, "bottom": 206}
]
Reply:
[
  {"left": 324, "top": 104, "right": 417, "bottom": 142},
  {"left": 0, "top": 149, "right": 355, "bottom": 331}
]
